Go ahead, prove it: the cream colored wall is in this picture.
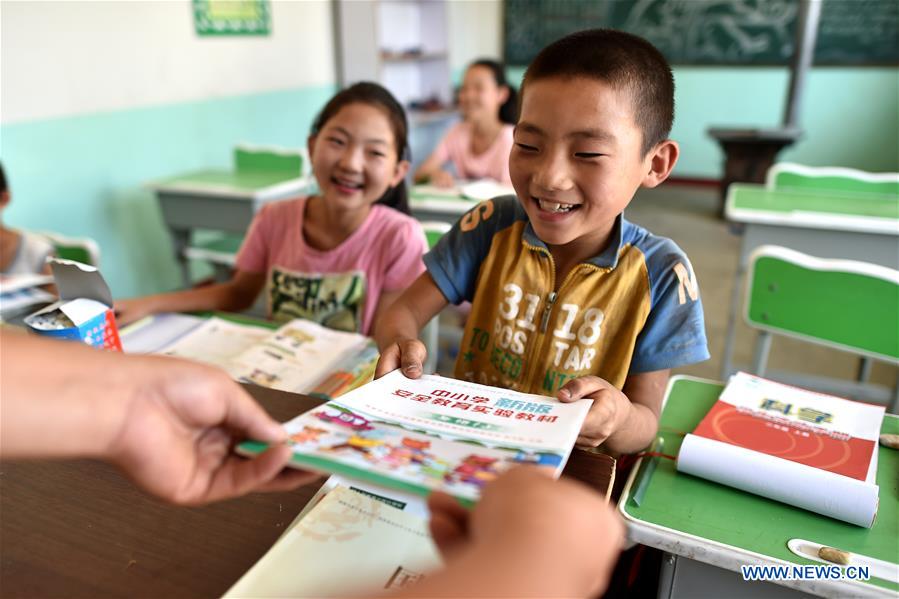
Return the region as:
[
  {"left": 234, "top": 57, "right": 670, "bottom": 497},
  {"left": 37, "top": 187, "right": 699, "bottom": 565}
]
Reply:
[
  {"left": 448, "top": 0, "right": 503, "bottom": 70},
  {"left": 2, "top": 0, "right": 335, "bottom": 124}
]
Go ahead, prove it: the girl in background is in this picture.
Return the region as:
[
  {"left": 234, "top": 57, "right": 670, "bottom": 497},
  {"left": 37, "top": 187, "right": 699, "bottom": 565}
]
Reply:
[
  {"left": 116, "top": 83, "right": 427, "bottom": 336},
  {"left": 0, "top": 162, "right": 55, "bottom": 276},
  {"left": 414, "top": 59, "right": 517, "bottom": 187}
]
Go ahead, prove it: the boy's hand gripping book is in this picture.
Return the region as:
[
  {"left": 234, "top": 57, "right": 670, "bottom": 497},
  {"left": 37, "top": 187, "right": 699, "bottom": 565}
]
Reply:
[{"left": 239, "top": 370, "right": 592, "bottom": 503}]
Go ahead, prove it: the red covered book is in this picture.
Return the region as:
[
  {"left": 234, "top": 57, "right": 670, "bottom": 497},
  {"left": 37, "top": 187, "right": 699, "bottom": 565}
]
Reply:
[{"left": 677, "top": 372, "right": 883, "bottom": 527}]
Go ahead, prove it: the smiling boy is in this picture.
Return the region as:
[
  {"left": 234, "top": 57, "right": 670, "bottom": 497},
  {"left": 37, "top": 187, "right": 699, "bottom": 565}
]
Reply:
[{"left": 375, "top": 29, "right": 709, "bottom": 453}]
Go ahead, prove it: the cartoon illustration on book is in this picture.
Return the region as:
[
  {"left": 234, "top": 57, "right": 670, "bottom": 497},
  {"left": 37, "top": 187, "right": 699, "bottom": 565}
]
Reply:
[
  {"left": 324, "top": 431, "right": 387, "bottom": 462},
  {"left": 274, "top": 325, "right": 315, "bottom": 349},
  {"left": 248, "top": 368, "right": 279, "bottom": 387},
  {"left": 445, "top": 455, "right": 500, "bottom": 488},
  {"left": 514, "top": 450, "right": 564, "bottom": 468},
  {"left": 289, "top": 426, "right": 328, "bottom": 445},
  {"left": 313, "top": 407, "right": 374, "bottom": 431}
]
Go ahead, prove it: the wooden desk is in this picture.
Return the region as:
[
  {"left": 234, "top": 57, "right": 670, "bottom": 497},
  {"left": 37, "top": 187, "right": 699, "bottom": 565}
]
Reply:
[
  {"left": 1, "top": 384, "right": 614, "bottom": 597},
  {"left": 707, "top": 127, "right": 802, "bottom": 217},
  {"left": 721, "top": 183, "right": 899, "bottom": 382},
  {"left": 619, "top": 376, "right": 899, "bottom": 599},
  {"left": 150, "top": 170, "right": 309, "bottom": 287}
]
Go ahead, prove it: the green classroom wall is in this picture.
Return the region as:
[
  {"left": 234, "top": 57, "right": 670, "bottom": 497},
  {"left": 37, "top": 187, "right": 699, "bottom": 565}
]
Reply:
[
  {"left": 505, "top": 66, "right": 899, "bottom": 176},
  {"left": 3, "top": 67, "right": 896, "bottom": 301},
  {"left": 0, "top": 84, "right": 336, "bottom": 299}
]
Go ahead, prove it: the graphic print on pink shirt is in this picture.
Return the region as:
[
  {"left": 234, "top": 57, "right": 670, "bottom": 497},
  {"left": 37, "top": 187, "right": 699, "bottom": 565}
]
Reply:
[
  {"left": 235, "top": 196, "right": 426, "bottom": 335},
  {"left": 269, "top": 267, "right": 365, "bottom": 332}
]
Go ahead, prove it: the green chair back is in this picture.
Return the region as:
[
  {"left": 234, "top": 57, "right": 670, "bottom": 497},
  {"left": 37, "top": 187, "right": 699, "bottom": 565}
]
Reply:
[
  {"left": 184, "top": 233, "right": 244, "bottom": 267},
  {"left": 234, "top": 145, "right": 304, "bottom": 176},
  {"left": 745, "top": 245, "right": 899, "bottom": 363},
  {"left": 767, "top": 163, "right": 899, "bottom": 198},
  {"left": 42, "top": 232, "right": 101, "bottom": 267},
  {"left": 420, "top": 221, "right": 452, "bottom": 250}
]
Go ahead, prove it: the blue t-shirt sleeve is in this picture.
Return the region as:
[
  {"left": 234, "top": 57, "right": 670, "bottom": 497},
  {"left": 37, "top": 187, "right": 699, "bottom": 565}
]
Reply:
[
  {"left": 630, "top": 247, "right": 710, "bottom": 373},
  {"left": 423, "top": 197, "right": 516, "bottom": 305}
]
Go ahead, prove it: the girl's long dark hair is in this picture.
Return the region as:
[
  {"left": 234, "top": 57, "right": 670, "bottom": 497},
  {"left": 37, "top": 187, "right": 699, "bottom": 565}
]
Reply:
[
  {"left": 470, "top": 59, "right": 518, "bottom": 125},
  {"left": 311, "top": 82, "right": 411, "bottom": 215}
]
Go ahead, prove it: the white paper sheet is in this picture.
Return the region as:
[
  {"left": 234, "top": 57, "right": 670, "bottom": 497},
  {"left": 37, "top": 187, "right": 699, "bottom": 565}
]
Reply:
[
  {"left": 223, "top": 486, "right": 441, "bottom": 598},
  {"left": 678, "top": 434, "right": 880, "bottom": 527}
]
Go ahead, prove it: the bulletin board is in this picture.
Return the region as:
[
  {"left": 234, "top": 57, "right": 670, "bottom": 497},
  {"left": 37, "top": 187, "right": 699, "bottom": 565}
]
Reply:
[
  {"left": 503, "top": 0, "right": 899, "bottom": 66},
  {"left": 194, "top": 0, "right": 270, "bottom": 36}
]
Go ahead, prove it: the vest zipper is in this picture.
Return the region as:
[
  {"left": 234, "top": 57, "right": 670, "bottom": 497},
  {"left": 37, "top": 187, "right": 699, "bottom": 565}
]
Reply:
[
  {"left": 527, "top": 262, "right": 601, "bottom": 392},
  {"left": 539, "top": 291, "right": 557, "bottom": 333}
]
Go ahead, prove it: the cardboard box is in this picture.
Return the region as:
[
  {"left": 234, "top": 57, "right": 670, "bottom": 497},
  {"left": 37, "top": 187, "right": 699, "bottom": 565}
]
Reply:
[{"left": 24, "top": 258, "right": 122, "bottom": 351}]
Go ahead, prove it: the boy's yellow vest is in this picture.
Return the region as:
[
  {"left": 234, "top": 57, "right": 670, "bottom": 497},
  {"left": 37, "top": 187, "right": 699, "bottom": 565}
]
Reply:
[{"left": 423, "top": 197, "right": 708, "bottom": 395}]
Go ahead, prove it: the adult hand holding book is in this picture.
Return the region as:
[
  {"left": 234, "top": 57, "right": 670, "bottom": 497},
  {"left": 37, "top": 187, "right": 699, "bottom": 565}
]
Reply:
[{"left": 0, "top": 332, "right": 319, "bottom": 505}]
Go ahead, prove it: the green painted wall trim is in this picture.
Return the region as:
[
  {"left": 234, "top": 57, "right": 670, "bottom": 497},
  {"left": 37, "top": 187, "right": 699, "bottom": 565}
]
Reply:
[
  {"left": 2, "top": 67, "right": 896, "bottom": 299},
  {"left": 1, "top": 84, "right": 336, "bottom": 299},
  {"left": 507, "top": 66, "right": 899, "bottom": 177}
]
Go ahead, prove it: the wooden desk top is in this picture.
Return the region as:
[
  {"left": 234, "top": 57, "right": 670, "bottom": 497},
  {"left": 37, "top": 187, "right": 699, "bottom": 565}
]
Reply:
[{"left": 1, "top": 384, "right": 614, "bottom": 597}]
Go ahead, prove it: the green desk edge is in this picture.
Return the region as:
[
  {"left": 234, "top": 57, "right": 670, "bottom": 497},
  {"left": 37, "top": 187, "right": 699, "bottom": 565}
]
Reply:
[
  {"left": 194, "top": 311, "right": 279, "bottom": 330},
  {"left": 730, "top": 185, "right": 899, "bottom": 219},
  {"left": 189, "top": 234, "right": 245, "bottom": 255},
  {"left": 154, "top": 169, "right": 301, "bottom": 192},
  {"left": 622, "top": 377, "right": 898, "bottom": 593},
  {"left": 410, "top": 187, "right": 476, "bottom": 202},
  {"left": 772, "top": 172, "right": 899, "bottom": 197}
]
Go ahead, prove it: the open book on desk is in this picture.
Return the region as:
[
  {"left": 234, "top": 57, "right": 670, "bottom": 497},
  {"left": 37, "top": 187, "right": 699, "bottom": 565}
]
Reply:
[
  {"left": 239, "top": 370, "right": 591, "bottom": 504},
  {"left": 121, "top": 314, "right": 378, "bottom": 398},
  {"left": 677, "top": 372, "right": 884, "bottom": 527},
  {"left": 0, "top": 273, "right": 55, "bottom": 321}
]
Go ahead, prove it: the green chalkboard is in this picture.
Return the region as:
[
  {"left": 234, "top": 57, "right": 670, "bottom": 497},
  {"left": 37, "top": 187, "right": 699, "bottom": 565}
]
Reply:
[{"left": 504, "top": 0, "right": 899, "bottom": 66}]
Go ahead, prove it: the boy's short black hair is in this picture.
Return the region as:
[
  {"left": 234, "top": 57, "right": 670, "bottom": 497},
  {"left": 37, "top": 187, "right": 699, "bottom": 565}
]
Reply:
[
  {"left": 0, "top": 162, "right": 7, "bottom": 193},
  {"left": 522, "top": 29, "right": 675, "bottom": 156}
]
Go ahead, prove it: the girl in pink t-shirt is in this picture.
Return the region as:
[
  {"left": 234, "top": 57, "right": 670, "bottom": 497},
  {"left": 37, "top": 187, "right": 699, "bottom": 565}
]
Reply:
[
  {"left": 116, "top": 83, "right": 427, "bottom": 336},
  {"left": 414, "top": 59, "right": 517, "bottom": 187}
]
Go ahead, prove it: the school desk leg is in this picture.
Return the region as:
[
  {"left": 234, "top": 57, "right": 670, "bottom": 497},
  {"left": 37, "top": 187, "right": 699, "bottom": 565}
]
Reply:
[
  {"left": 750, "top": 331, "right": 773, "bottom": 377},
  {"left": 169, "top": 227, "right": 192, "bottom": 288},
  {"left": 890, "top": 380, "right": 898, "bottom": 415}
]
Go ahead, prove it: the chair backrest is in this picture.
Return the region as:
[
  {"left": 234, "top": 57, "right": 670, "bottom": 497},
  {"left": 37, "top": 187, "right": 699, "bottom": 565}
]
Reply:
[
  {"left": 766, "top": 163, "right": 899, "bottom": 198},
  {"left": 234, "top": 144, "right": 306, "bottom": 178},
  {"left": 40, "top": 232, "right": 101, "bottom": 267},
  {"left": 419, "top": 221, "right": 452, "bottom": 250},
  {"left": 745, "top": 245, "right": 899, "bottom": 363},
  {"left": 184, "top": 233, "right": 244, "bottom": 267}
]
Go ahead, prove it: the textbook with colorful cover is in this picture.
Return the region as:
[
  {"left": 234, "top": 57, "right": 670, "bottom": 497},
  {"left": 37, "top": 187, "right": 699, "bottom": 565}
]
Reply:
[
  {"left": 677, "top": 372, "right": 884, "bottom": 527},
  {"left": 239, "top": 370, "right": 592, "bottom": 503}
]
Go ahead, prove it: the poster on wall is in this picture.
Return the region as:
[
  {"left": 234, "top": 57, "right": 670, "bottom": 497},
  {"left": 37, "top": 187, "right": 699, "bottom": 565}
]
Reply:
[{"left": 194, "top": 0, "right": 270, "bottom": 36}]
